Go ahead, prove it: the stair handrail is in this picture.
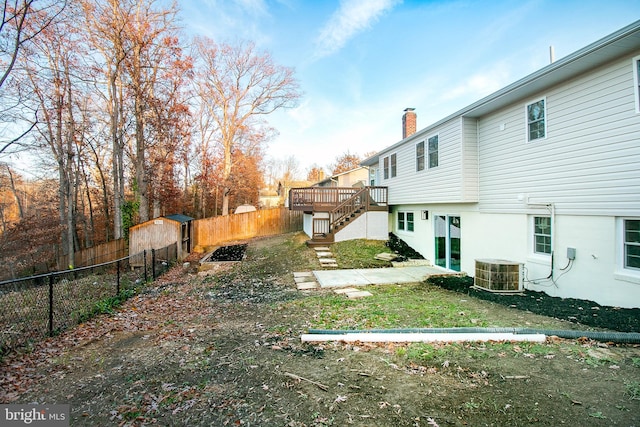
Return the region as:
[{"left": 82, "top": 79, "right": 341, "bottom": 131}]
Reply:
[{"left": 329, "top": 187, "right": 369, "bottom": 233}]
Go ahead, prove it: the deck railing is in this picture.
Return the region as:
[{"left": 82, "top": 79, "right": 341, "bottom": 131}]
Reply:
[{"left": 289, "top": 186, "right": 387, "bottom": 212}]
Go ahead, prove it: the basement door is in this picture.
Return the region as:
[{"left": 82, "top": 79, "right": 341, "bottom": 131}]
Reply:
[{"left": 434, "top": 215, "right": 461, "bottom": 271}]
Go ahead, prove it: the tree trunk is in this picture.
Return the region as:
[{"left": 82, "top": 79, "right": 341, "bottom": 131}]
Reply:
[
  {"left": 110, "top": 72, "right": 123, "bottom": 240},
  {"left": 6, "top": 166, "right": 24, "bottom": 220}
]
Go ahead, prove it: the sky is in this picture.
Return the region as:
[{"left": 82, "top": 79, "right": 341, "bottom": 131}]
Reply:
[{"left": 175, "top": 0, "right": 640, "bottom": 177}]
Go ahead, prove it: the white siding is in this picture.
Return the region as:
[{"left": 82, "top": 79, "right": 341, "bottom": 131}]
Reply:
[
  {"left": 335, "top": 212, "right": 388, "bottom": 242},
  {"left": 478, "top": 55, "right": 640, "bottom": 216},
  {"left": 461, "top": 117, "right": 479, "bottom": 201},
  {"left": 381, "top": 117, "right": 472, "bottom": 205}
]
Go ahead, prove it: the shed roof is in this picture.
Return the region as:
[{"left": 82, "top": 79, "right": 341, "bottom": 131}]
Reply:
[{"left": 164, "top": 214, "right": 194, "bottom": 223}]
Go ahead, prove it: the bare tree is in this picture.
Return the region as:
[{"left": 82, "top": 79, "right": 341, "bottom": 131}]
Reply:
[
  {"left": 0, "top": 0, "right": 66, "bottom": 154},
  {"left": 80, "top": 0, "right": 131, "bottom": 240},
  {"left": 193, "top": 37, "right": 300, "bottom": 215}
]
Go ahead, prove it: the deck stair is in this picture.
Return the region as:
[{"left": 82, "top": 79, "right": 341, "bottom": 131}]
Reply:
[{"left": 309, "top": 188, "right": 373, "bottom": 245}]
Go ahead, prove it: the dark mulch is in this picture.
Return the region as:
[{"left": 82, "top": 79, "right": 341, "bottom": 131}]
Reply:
[
  {"left": 205, "top": 243, "right": 248, "bottom": 262},
  {"left": 428, "top": 275, "right": 640, "bottom": 333}
]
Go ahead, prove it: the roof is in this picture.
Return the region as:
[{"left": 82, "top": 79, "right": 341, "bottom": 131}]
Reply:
[
  {"left": 362, "top": 19, "right": 640, "bottom": 166},
  {"left": 164, "top": 214, "right": 194, "bottom": 223},
  {"left": 315, "top": 166, "right": 367, "bottom": 186}
]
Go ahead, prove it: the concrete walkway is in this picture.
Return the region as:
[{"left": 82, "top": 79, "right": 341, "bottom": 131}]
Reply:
[{"left": 312, "top": 265, "right": 454, "bottom": 288}]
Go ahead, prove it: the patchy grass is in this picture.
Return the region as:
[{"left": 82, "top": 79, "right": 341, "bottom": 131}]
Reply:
[
  {"left": 330, "top": 239, "right": 394, "bottom": 268},
  {"left": 286, "top": 280, "right": 590, "bottom": 332},
  {"left": 2, "top": 232, "right": 640, "bottom": 427}
]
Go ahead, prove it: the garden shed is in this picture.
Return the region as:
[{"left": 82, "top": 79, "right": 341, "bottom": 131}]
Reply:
[{"left": 129, "top": 214, "right": 194, "bottom": 266}]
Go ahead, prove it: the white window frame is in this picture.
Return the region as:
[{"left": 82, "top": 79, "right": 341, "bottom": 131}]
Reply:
[
  {"left": 416, "top": 140, "right": 425, "bottom": 172},
  {"left": 615, "top": 217, "right": 640, "bottom": 284},
  {"left": 525, "top": 98, "right": 547, "bottom": 142},
  {"left": 623, "top": 218, "right": 640, "bottom": 271},
  {"left": 427, "top": 134, "right": 439, "bottom": 168},
  {"left": 634, "top": 55, "right": 640, "bottom": 114},
  {"left": 383, "top": 153, "right": 397, "bottom": 180},
  {"left": 397, "top": 211, "right": 414, "bottom": 232},
  {"left": 390, "top": 153, "right": 397, "bottom": 178},
  {"left": 533, "top": 216, "right": 552, "bottom": 255}
]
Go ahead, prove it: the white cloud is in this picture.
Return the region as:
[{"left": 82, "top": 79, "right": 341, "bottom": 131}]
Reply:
[
  {"left": 314, "top": 0, "right": 400, "bottom": 59},
  {"left": 441, "top": 62, "right": 511, "bottom": 102}
]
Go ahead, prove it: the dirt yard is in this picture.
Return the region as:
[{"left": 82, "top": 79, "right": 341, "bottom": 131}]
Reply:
[{"left": 1, "top": 232, "right": 639, "bottom": 426}]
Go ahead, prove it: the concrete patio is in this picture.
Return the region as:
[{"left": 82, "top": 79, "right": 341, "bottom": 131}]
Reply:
[{"left": 312, "top": 265, "right": 455, "bottom": 288}]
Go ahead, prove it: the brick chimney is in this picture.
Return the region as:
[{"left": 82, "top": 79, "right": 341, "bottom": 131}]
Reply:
[{"left": 402, "top": 108, "right": 416, "bottom": 139}]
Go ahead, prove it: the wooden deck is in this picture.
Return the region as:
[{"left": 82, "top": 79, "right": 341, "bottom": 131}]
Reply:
[
  {"left": 288, "top": 186, "right": 388, "bottom": 212},
  {"left": 288, "top": 186, "right": 388, "bottom": 245}
]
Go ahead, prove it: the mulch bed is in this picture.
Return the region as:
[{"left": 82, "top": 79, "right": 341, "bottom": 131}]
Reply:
[{"left": 428, "top": 275, "right": 640, "bottom": 333}]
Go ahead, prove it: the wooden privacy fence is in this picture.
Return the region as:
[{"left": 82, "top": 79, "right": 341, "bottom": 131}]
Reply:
[
  {"left": 56, "top": 239, "right": 127, "bottom": 270},
  {"left": 194, "top": 207, "right": 303, "bottom": 249}
]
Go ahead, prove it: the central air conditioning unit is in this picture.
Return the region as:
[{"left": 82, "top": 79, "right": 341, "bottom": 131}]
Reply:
[{"left": 474, "top": 259, "right": 523, "bottom": 293}]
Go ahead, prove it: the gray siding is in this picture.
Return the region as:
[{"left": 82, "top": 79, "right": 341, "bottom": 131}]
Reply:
[{"left": 478, "top": 55, "right": 640, "bottom": 215}]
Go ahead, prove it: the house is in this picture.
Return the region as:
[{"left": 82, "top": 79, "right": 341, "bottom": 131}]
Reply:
[
  {"left": 314, "top": 166, "right": 369, "bottom": 188},
  {"left": 289, "top": 166, "right": 389, "bottom": 245},
  {"left": 358, "top": 20, "right": 640, "bottom": 308}
]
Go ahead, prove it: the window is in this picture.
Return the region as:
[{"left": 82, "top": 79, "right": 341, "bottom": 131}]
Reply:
[
  {"left": 534, "top": 216, "right": 552, "bottom": 254},
  {"left": 390, "top": 153, "right": 397, "bottom": 178},
  {"left": 527, "top": 99, "right": 546, "bottom": 141},
  {"left": 416, "top": 141, "right": 425, "bottom": 171},
  {"left": 428, "top": 135, "right": 438, "bottom": 168},
  {"left": 624, "top": 219, "right": 640, "bottom": 270},
  {"left": 398, "top": 211, "right": 414, "bottom": 232},
  {"left": 369, "top": 167, "right": 377, "bottom": 186},
  {"left": 634, "top": 56, "right": 640, "bottom": 113},
  {"left": 383, "top": 153, "right": 397, "bottom": 179}
]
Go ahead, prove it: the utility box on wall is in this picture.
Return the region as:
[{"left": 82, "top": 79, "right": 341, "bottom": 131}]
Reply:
[{"left": 474, "top": 259, "right": 523, "bottom": 293}]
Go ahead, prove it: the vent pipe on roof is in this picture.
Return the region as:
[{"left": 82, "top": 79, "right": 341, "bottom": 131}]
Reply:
[
  {"left": 402, "top": 108, "right": 416, "bottom": 139},
  {"left": 549, "top": 45, "right": 555, "bottom": 63}
]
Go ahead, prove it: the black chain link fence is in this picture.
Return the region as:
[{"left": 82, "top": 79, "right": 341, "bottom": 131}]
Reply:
[{"left": 0, "top": 242, "right": 178, "bottom": 356}]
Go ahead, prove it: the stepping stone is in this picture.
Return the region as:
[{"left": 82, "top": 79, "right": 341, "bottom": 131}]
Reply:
[
  {"left": 316, "top": 251, "right": 333, "bottom": 258},
  {"left": 295, "top": 275, "right": 316, "bottom": 283},
  {"left": 313, "top": 247, "right": 331, "bottom": 252},
  {"left": 375, "top": 253, "right": 398, "bottom": 261},
  {"left": 345, "top": 291, "right": 373, "bottom": 299},
  {"left": 319, "top": 258, "right": 337, "bottom": 264},
  {"left": 334, "top": 287, "right": 360, "bottom": 294},
  {"left": 297, "top": 282, "right": 319, "bottom": 290},
  {"left": 294, "top": 271, "right": 314, "bottom": 278}
]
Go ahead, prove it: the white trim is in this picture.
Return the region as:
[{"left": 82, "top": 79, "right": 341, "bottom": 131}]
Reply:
[
  {"left": 616, "top": 217, "right": 640, "bottom": 282},
  {"left": 525, "top": 97, "right": 547, "bottom": 143},
  {"left": 397, "top": 210, "right": 415, "bottom": 233},
  {"left": 633, "top": 55, "right": 640, "bottom": 114},
  {"left": 427, "top": 133, "right": 439, "bottom": 169},
  {"left": 382, "top": 152, "right": 397, "bottom": 180},
  {"left": 530, "top": 215, "right": 552, "bottom": 257},
  {"left": 415, "top": 140, "right": 425, "bottom": 172}
]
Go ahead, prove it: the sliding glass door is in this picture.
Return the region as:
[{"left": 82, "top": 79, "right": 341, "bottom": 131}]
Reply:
[{"left": 434, "top": 215, "right": 461, "bottom": 271}]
